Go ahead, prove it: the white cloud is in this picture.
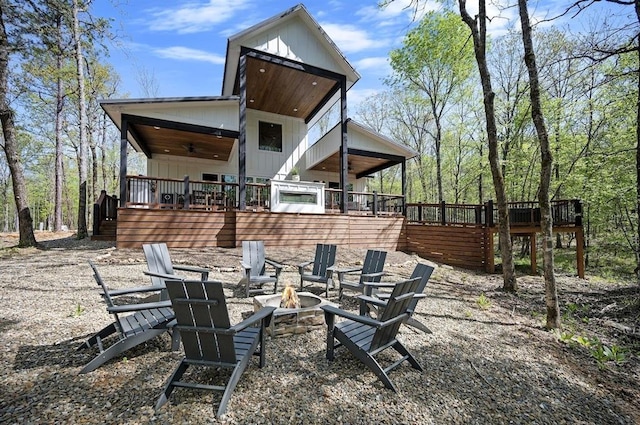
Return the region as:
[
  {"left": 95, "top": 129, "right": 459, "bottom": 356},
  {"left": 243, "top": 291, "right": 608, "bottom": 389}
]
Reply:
[
  {"left": 320, "top": 22, "right": 381, "bottom": 53},
  {"left": 154, "top": 46, "right": 226, "bottom": 65},
  {"left": 354, "top": 56, "right": 391, "bottom": 74},
  {"left": 357, "top": 0, "right": 441, "bottom": 23},
  {"left": 145, "top": 0, "right": 253, "bottom": 34},
  {"left": 347, "top": 87, "right": 383, "bottom": 110}
]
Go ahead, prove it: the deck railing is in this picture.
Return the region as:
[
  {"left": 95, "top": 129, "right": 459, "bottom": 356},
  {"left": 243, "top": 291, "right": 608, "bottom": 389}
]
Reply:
[
  {"left": 124, "top": 175, "right": 405, "bottom": 216},
  {"left": 123, "top": 176, "right": 581, "bottom": 226},
  {"left": 406, "top": 199, "right": 583, "bottom": 227},
  {"left": 93, "top": 190, "right": 118, "bottom": 235}
]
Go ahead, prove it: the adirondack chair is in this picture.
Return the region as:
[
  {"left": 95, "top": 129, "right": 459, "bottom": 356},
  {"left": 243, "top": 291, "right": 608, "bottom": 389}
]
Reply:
[
  {"left": 321, "top": 277, "right": 423, "bottom": 392},
  {"left": 143, "top": 243, "right": 210, "bottom": 299},
  {"left": 337, "top": 249, "right": 387, "bottom": 301},
  {"left": 156, "top": 279, "right": 276, "bottom": 418},
  {"left": 298, "top": 243, "right": 337, "bottom": 297},
  {"left": 78, "top": 261, "right": 178, "bottom": 374},
  {"left": 360, "top": 263, "right": 435, "bottom": 333},
  {"left": 240, "top": 240, "right": 283, "bottom": 298}
]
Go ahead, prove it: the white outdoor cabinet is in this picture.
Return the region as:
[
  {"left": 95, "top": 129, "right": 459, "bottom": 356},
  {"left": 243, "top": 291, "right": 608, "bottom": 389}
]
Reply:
[{"left": 269, "top": 180, "right": 325, "bottom": 214}]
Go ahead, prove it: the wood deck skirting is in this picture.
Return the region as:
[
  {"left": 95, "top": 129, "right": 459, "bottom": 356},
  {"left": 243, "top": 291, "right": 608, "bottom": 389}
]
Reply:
[
  {"left": 116, "top": 208, "right": 584, "bottom": 278},
  {"left": 116, "top": 208, "right": 406, "bottom": 251}
]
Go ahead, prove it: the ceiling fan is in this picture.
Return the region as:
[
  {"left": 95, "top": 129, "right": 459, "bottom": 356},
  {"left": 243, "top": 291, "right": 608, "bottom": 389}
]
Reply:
[{"left": 182, "top": 143, "right": 199, "bottom": 155}]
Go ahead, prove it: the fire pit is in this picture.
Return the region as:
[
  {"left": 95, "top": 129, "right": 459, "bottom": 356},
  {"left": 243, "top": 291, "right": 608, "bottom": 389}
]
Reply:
[{"left": 253, "top": 291, "right": 337, "bottom": 337}]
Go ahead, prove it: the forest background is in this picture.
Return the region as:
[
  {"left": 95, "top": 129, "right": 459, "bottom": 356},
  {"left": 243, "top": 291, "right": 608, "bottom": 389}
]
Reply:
[{"left": 0, "top": 0, "right": 639, "bottom": 283}]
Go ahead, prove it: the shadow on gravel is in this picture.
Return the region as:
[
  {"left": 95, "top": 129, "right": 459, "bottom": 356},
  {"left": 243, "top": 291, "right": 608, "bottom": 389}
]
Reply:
[{"left": 13, "top": 334, "right": 172, "bottom": 371}]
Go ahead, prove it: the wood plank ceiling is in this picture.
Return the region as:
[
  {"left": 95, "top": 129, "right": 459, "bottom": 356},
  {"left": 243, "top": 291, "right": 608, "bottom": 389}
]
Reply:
[
  {"left": 244, "top": 57, "right": 338, "bottom": 121},
  {"left": 130, "top": 123, "right": 236, "bottom": 161}
]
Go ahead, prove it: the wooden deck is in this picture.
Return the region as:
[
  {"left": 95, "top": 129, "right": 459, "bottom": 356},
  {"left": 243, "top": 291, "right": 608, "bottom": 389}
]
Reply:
[{"left": 103, "top": 196, "right": 585, "bottom": 278}]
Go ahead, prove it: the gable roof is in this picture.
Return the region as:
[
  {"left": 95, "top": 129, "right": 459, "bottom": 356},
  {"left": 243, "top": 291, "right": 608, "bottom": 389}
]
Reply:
[{"left": 222, "top": 4, "right": 360, "bottom": 97}]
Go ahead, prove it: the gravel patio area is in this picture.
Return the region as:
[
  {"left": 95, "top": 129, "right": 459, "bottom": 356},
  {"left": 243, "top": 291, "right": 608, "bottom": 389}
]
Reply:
[{"left": 0, "top": 232, "right": 638, "bottom": 424}]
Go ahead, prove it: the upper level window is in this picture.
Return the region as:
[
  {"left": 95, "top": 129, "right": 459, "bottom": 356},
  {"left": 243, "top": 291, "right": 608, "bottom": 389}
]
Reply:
[{"left": 259, "top": 121, "right": 282, "bottom": 152}]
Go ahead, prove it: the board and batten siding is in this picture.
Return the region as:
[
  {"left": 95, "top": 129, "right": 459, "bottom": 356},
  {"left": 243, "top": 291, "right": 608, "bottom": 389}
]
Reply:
[
  {"left": 147, "top": 109, "right": 308, "bottom": 182},
  {"left": 245, "top": 109, "right": 307, "bottom": 180},
  {"left": 243, "top": 18, "right": 352, "bottom": 84},
  {"left": 133, "top": 102, "right": 239, "bottom": 131}
]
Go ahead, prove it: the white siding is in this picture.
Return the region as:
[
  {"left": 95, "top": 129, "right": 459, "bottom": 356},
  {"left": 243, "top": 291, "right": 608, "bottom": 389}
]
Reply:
[
  {"left": 244, "top": 19, "right": 345, "bottom": 77},
  {"left": 138, "top": 103, "right": 239, "bottom": 131},
  {"left": 147, "top": 109, "right": 308, "bottom": 182}
]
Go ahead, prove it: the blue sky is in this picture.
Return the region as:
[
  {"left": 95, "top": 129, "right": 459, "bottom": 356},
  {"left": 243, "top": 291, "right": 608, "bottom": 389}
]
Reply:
[{"left": 92, "top": 0, "right": 631, "bottom": 107}]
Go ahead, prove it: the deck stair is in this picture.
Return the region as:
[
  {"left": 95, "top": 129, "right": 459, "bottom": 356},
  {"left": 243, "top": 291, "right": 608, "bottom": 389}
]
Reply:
[{"left": 91, "top": 219, "right": 116, "bottom": 241}]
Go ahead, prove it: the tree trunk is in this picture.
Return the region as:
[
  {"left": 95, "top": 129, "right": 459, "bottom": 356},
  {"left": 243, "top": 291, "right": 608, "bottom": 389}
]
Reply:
[
  {"left": 0, "top": 4, "right": 36, "bottom": 247},
  {"left": 434, "top": 114, "right": 444, "bottom": 201},
  {"left": 54, "top": 12, "right": 64, "bottom": 232},
  {"left": 459, "top": 0, "right": 517, "bottom": 292},
  {"left": 635, "top": 1, "right": 640, "bottom": 288},
  {"left": 518, "top": 0, "right": 560, "bottom": 329},
  {"left": 73, "top": 0, "right": 88, "bottom": 239}
]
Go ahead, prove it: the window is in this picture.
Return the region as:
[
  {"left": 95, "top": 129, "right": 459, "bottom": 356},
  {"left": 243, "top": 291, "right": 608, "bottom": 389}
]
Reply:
[
  {"left": 279, "top": 191, "right": 317, "bottom": 205},
  {"left": 202, "top": 173, "right": 218, "bottom": 182},
  {"left": 259, "top": 121, "right": 282, "bottom": 152}
]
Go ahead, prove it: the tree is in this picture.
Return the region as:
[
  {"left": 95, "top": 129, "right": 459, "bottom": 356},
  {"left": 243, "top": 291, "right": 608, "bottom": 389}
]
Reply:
[
  {"left": 458, "top": 0, "right": 517, "bottom": 292},
  {"left": 0, "top": 1, "right": 37, "bottom": 247},
  {"left": 518, "top": 0, "right": 560, "bottom": 329},
  {"left": 389, "top": 10, "right": 474, "bottom": 202}
]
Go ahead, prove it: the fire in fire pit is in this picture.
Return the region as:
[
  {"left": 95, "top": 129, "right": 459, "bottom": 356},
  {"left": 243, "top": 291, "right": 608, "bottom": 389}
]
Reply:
[
  {"left": 253, "top": 290, "right": 337, "bottom": 338},
  {"left": 280, "top": 285, "right": 300, "bottom": 309}
]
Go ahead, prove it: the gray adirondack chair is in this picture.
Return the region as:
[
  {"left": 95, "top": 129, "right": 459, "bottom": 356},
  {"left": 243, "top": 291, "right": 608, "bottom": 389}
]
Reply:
[
  {"left": 78, "top": 261, "right": 177, "bottom": 374},
  {"left": 321, "top": 277, "right": 423, "bottom": 392},
  {"left": 298, "top": 243, "right": 337, "bottom": 297},
  {"left": 240, "top": 240, "right": 283, "bottom": 297},
  {"left": 156, "top": 279, "right": 275, "bottom": 418},
  {"left": 337, "top": 249, "right": 387, "bottom": 300},
  {"left": 360, "top": 263, "right": 435, "bottom": 332},
  {"left": 143, "top": 243, "right": 210, "bottom": 299}
]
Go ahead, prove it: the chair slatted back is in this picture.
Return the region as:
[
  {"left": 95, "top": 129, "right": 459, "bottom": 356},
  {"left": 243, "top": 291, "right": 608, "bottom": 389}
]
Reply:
[
  {"left": 407, "top": 263, "right": 435, "bottom": 313},
  {"left": 88, "top": 261, "right": 123, "bottom": 335},
  {"left": 370, "top": 277, "right": 420, "bottom": 351},
  {"left": 311, "top": 244, "right": 336, "bottom": 277},
  {"left": 143, "top": 243, "right": 175, "bottom": 287},
  {"left": 360, "top": 250, "right": 387, "bottom": 284},
  {"left": 243, "top": 241, "right": 266, "bottom": 278},
  {"left": 165, "top": 279, "right": 236, "bottom": 364}
]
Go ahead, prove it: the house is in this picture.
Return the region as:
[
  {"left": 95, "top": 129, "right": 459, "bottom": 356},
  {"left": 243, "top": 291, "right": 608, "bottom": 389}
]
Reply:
[{"left": 101, "top": 3, "right": 417, "bottom": 218}]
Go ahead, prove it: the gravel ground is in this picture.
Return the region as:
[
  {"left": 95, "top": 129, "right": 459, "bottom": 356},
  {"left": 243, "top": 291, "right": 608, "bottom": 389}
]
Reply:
[{"left": 0, "top": 232, "right": 638, "bottom": 424}]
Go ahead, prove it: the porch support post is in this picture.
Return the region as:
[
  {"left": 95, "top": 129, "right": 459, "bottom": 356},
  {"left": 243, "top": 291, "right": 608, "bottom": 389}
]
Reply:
[
  {"left": 401, "top": 159, "right": 407, "bottom": 215},
  {"left": 238, "top": 49, "right": 247, "bottom": 211},
  {"left": 339, "top": 76, "right": 348, "bottom": 214},
  {"left": 530, "top": 233, "right": 537, "bottom": 275},
  {"left": 576, "top": 226, "right": 585, "bottom": 279},
  {"left": 119, "top": 118, "right": 128, "bottom": 207}
]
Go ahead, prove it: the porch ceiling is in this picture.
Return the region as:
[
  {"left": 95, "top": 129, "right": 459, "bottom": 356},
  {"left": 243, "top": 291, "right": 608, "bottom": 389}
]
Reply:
[
  {"left": 235, "top": 55, "right": 340, "bottom": 122},
  {"left": 129, "top": 123, "right": 236, "bottom": 161},
  {"left": 309, "top": 152, "right": 401, "bottom": 179}
]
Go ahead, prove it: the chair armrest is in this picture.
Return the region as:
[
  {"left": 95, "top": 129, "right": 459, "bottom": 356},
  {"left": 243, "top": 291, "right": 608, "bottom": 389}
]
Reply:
[
  {"left": 172, "top": 264, "right": 210, "bottom": 280},
  {"left": 336, "top": 267, "right": 362, "bottom": 275},
  {"left": 321, "top": 305, "right": 381, "bottom": 327},
  {"left": 106, "top": 285, "right": 166, "bottom": 296},
  {"left": 265, "top": 258, "right": 284, "bottom": 271},
  {"left": 107, "top": 300, "right": 173, "bottom": 313},
  {"left": 377, "top": 293, "right": 427, "bottom": 300},
  {"left": 240, "top": 261, "right": 252, "bottom": 271},
  {"left": 297, "top": 261, "right": 313, "bottom": 274},
  {"left": 362, "top": 282, "right": 396, "bottom": 289},
  {"left": 361, "top": 271, "right": 385, "bottom": 281},
  {"left": 357, "top": 295, "right": 389, "bottom": 308},
  {"left": 229, "top": 307, "right": 276, "bottom": 333},
  {"left": 144, "top": 270, "right": 183, "bottom": 281}
]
